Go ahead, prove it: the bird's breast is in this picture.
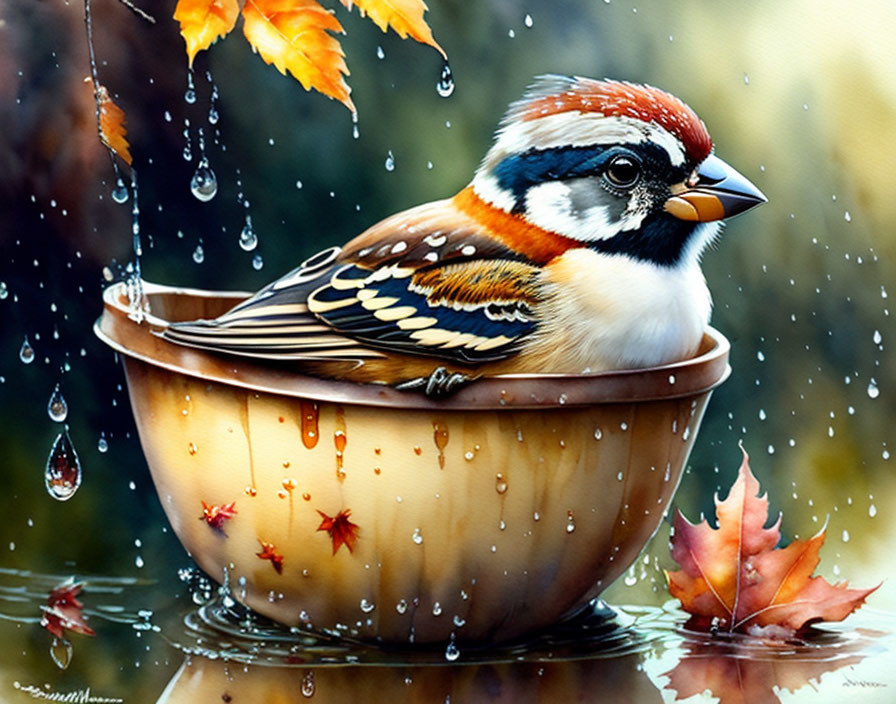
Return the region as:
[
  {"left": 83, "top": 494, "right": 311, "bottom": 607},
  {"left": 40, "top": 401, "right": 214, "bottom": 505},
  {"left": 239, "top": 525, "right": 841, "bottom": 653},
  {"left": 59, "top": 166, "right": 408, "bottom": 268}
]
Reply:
[{"left": 524, "top": 248, "right": 712, "bottom": 373}]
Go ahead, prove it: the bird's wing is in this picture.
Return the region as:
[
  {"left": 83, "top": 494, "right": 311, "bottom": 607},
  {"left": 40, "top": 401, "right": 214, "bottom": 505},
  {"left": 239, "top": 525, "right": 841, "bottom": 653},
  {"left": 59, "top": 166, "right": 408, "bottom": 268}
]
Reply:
[{"left": 162, "top": 199, "right": 541, "bottom": 365}]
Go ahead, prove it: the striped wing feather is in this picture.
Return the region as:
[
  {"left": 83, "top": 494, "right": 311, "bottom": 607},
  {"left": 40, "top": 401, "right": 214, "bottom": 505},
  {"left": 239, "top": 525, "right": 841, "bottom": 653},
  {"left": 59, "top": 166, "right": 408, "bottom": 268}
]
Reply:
[{"left": 163, "top": 200, "right": 541, "bottom": 367}]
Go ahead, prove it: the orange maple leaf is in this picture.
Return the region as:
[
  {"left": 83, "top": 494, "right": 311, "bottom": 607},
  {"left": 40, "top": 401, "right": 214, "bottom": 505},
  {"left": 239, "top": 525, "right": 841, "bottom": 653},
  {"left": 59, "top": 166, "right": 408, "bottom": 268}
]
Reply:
[
  {"left": 173, "top": 0, "right": 240, "bottom": 67},
  {"left": 667, "top": 446, "right": 878, "bottom": 635},
  {"left": 317, "top": 508, "right": 359, "bottom": 554},
  {"left": 257, "top": 539, "right": 284, "bottom": 573},
  {"left": 341, "top": 0, "right": 445, "bottom": 58},
  {"left": 94, "top": 83, "right": 132, "bottom": 165},
  {"left": 242, "top": 0, "right": 355, "bottom": 112}
]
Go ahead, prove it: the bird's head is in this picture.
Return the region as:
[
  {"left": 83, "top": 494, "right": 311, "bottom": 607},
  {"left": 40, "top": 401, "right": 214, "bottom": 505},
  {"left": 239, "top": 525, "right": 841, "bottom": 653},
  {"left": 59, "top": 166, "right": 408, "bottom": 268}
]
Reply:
[{"left": 471, "top": 75, "right": 766, "bottom": 266}]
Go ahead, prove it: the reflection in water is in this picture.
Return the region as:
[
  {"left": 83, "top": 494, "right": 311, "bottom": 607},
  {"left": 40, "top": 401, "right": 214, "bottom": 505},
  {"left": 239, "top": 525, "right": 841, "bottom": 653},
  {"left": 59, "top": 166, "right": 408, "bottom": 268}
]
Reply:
[
  {"left": 156, "top": 595, "right": 896, "bottom": 704},
  {"left": 662, "top": 626, "right": 882, "bottom": 704},
  {"left": 2, "top": 568, "right": 895, "bottom": 702}
]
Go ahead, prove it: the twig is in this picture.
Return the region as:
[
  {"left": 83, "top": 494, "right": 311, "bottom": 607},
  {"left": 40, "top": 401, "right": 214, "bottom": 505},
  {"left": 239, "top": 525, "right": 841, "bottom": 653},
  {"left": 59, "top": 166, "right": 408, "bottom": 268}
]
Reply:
[{"left": 116, "top": 0, "right": 156, "bottom": 24}]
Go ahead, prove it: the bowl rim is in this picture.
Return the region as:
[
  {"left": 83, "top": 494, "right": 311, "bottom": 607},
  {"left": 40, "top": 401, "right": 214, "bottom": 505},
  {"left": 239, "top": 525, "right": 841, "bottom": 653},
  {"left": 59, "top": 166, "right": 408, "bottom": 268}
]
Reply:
[{"left": 95, "top": 281, "right": 730, "bottom": 410}]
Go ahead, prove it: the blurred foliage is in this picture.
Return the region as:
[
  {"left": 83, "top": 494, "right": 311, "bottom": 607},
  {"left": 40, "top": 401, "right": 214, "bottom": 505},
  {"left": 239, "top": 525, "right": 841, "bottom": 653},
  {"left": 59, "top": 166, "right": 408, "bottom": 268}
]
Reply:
[{"left": 1, "top": 0, "right": 895, "bottom": 698}]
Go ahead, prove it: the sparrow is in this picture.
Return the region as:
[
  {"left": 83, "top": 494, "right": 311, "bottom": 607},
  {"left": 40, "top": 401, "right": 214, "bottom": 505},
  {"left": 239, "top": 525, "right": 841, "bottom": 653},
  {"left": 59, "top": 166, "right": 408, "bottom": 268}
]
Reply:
[{"left": 163, "top": 75, "right": 766, "bottom": 395}]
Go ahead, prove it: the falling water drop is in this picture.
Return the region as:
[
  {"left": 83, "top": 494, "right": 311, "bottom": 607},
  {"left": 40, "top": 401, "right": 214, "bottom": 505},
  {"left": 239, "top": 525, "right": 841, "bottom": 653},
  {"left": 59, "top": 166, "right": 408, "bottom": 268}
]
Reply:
[
  {"left": 444, "top": 641, "right": 460, "bottom": 661},
  {"left": 190, "top": 159, "right": 218, "bottom": 201},
  {"left": 873, "top": 329, "right": 882, "bottom": 345},
  {"left": 252, "top": 254, "right": 264, "bottom": 270},
  {"left": 0, "top": 281, "right": 7, "bottom": 300},
  {"left": 301, "top": 670, "right": 315, "bottom": 697},
  {"left": 50, "top": 637, "right": 73, "bottom": 670},
  {"left": 867, "top": 379, "right": 880, "bottom": 399},
  {"left": 869, "top": 503, "right": 877, "bottom": 518},
  {"left": 436, "top": 62, "right": 455, "bottom": 98},
  {"left": 524, "top": 13, "right": 534, "bottom": 27},
  {"left": 384, "top": 150, "right": 395, "bottom": 172},
  {"left": 566, "top": 511, "right": 576, "bottom": 533},
  {"left": 45, "top": 428, "right": 82, "bottom": 501},
  {"left": 376, "top": 45, "right": 385, "bottom": 60},
  {"left": 19, "top": 336, "right": 35, "bottom": 364},
  {"left": 47, "top": 384, "right": 68, "bottom": 423},
  {"left": 192, "top": 245, "right": 205, "bottom": 264},
  {"left": 239, "top": 218, "right": 258, "bottom": 251},
  {"left": 111, "top": 178, "right": 129, "bottom": 204},
  {"left": 97, "top": 432, "right": 109, "bottom": 453},
  {"left": 185, "top": 69, "right": 197, "bottom": 104}
]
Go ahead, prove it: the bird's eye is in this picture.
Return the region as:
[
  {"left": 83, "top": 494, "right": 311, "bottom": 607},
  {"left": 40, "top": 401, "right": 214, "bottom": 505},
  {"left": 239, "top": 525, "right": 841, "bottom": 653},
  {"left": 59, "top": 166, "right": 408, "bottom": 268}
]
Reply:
[{"left": 604, "top": 156, "right": 641, "bottom": 188}]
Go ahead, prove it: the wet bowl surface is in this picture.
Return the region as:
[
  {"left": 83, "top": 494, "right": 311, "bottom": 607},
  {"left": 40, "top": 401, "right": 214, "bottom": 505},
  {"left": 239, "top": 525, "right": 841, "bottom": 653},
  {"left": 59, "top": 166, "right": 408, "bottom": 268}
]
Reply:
[{"left": 95, "top": 282, "right": 729, "bottom": 645}]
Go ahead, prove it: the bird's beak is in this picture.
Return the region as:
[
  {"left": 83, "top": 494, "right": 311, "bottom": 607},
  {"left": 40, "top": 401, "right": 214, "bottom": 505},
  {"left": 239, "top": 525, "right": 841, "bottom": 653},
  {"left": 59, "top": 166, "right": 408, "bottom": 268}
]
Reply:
[{"left": 664, "top": 154, "right": 767, "bottom": 222}]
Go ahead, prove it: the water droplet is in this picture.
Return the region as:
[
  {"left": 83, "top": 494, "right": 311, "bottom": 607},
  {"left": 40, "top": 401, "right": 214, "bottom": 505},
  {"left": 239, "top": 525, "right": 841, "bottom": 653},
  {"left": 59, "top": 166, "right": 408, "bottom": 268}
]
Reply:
[
  {"left": 444, "top": 641, "right": 460, "bottom": 661},
  {"left": 252, "top": 254, "right": 264, "bottom": 270},
  {"left": 97, "top": 432, "right": 108, "bottom": 453},
  {"left": 867, "top": 379, "right": 880, "bottom": 399},
  {"left": 758, "top": 409, "right": 767, "bottom": 421},
  {"left": 239, "top": 219, "right": 258, "bottom": 251},
  {"left": 384, "top": 150, "right": 395, "bottom": 172},
  {"left": 376, "top": 45, "right": 385, "bottom": 59},
  {"left": 495, "top": 473, "right": 508, "bottom": 494},
  {"left": 842, "top": 529, "right": 850, "bottom": 542},
  {"left": 873, "top": 329, "right": 882, "bottom": 345},
  {"left": 47, "top": 384, "right": 68, "bottom": 422},
  {"left": 45, "top": 428, "right": 82, "bottom": 501},
  {"left": 432, "top": 601, "right": 442, "bottom": 616},
  {"left": 436, "top": 62, "right": 455, "bottom": 98},
  {"left": 185, "top": 70, "right": 197, "bottom": 104},
  {"left": 566, "top": 511, "right": 576, "bottom": 533},
  {"left": 192, "top": 245, "right": 205, "bottom": 264},
  {"left": 869, "top": 503, "right": 877, "bottom": 518},
  {"left": 50, "top": 637, "right": 72, "bottom": 669},
  {"left": 593, "top": 428, "right": 602, "bottom": 440},
  {"left": 301, "top": 670, "right": 315, "bottom": 697},
  {"left": 111, "top": 178, "right": 129, "bottom": 204},
  {"left": 0, "top": 281, "right": 7, "bottom": 300},
  {"left": 757, "top": 350, "right": 766, "bottom": 362},
  {"left": 190, "top": 160, "right": 218, "bottom": 201},
  {"left": 524, "top": 13, "right": 533, "bottom": 27},
  {"left": 208, "top": 108, "right": 219, "bottom": 125},
  {"left": 624, "top": 568, "right": 638, "bottom": 587},
  {"left": 19, "top": 336, "right": 35, "bottom": 364},
  {"left": 743, "top": 73, "right": 750, "bottom": 85},
  {"left": 412, "top": 528, "right": 423, "bottom": 545},
  {"left": 395, "top": 599, "right": 408, "bottom": 614},
  {"left": 360, "top": 598, "right": 375, "bottom": 613},
  {"left": 844, "top": 211, "right": 852, "bottom": 222}
]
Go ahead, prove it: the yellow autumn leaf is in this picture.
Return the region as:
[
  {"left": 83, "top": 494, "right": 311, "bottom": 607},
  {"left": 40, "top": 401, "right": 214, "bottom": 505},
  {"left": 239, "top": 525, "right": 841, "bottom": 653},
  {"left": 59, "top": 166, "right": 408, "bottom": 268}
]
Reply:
[
  {"left": 94, "top": 82, "right": 132, "bottom": 165},
  {"left": 173, "top": 0, "right": 240, "bottom": 67},
  {"left": 242, "top": 0, "right": 355, "bottom": 112},
  {"left": 341, "top": 0, "right": 445, "bottom": 58}
]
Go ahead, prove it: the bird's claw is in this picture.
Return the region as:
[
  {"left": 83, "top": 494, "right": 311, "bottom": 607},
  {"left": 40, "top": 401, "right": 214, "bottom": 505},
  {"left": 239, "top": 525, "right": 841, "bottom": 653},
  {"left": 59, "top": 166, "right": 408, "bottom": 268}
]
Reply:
[{"left": 395, "top": 366, "right": 472, "bottom": 397}]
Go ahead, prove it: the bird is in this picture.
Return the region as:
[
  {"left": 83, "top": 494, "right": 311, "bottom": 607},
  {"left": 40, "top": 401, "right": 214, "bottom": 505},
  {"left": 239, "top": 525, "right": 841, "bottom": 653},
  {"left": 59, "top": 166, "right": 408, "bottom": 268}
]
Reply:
[{"left": 162, "top": 75, "right": 766, "bottom": 395}]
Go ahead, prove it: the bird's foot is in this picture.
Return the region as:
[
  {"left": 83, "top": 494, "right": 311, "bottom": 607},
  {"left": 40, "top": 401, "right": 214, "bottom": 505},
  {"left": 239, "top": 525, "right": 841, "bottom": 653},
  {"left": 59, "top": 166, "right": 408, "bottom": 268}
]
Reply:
[{"left": 395, "top": 366, "right": 473, "bottom": 397}]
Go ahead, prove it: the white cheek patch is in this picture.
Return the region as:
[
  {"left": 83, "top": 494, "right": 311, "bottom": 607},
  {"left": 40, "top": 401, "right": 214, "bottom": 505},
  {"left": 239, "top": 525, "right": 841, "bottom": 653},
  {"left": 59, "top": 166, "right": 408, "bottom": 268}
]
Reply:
[
  {"left": 471, "top": 172, "right": 517, "bottom": 212},
  {"left": 522, "top": 181, "right": 648, "bottom": 241}
]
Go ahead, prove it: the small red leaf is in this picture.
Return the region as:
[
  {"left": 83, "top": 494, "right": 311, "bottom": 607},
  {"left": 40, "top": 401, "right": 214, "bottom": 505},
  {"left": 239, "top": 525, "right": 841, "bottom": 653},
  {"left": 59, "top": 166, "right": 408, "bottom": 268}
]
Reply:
[
  {"left": 256, "top": 540, "right": 284, "bottom": 574},
  {"left": 40, "top": 580, "right": 96, "bottom": 639},
  {"left": 200, "top": 500, "right": 237, "bottom": 531},
  {"left": 316, "top": 508, "right": 359, "bottom": 554}
]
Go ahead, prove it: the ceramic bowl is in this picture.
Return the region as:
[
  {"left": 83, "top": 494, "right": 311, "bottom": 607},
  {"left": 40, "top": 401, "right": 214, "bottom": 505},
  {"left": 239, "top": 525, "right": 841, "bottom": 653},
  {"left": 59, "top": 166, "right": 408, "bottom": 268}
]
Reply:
[{"left": 95, "top": 281, "right": 729, "bottom": 644}]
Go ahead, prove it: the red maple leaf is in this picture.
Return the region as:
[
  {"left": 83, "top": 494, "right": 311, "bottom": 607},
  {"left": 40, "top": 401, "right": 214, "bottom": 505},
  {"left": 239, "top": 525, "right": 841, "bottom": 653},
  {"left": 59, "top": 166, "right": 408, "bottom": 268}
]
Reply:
[
  {"left": 317, "top": 508, "right": 359, "bottom": 554},
  {"left": 200, "top": 500, "right": 237, "bottom": 531},
  {"left": 40, "top": 580, "right": 96, "bottom": 639},
  {"left": 256, "top": 540, "right": 284, "bottom": 574},
  {"left": 667, "top": 446, "right": 878, "bottom": 636}
]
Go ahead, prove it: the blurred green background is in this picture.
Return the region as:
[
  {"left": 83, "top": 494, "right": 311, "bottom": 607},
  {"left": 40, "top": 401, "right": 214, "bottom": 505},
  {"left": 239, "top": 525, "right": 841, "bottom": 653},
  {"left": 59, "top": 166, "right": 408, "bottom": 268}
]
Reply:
[{"left": 1, "top": 0, "right": 895, "bottom": 699}]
